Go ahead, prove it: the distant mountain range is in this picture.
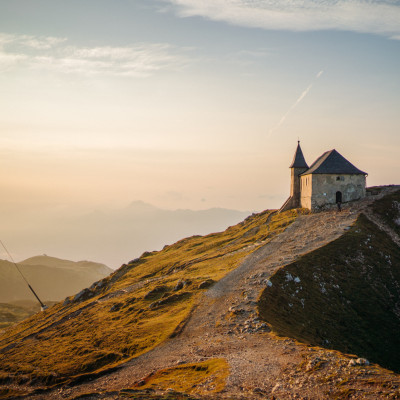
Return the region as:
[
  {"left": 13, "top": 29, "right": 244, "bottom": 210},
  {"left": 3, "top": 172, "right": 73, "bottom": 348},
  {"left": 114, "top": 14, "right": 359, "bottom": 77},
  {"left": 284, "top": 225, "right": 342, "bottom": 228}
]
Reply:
[
  {"left": 75, "top": 202, "right": 252, "bottom": 268},
  {"left": 1, "top": 201, "right": 251, "bottom": 269},
  {"left": 0, "top": 255, "right": 112, "bottom": 303}
]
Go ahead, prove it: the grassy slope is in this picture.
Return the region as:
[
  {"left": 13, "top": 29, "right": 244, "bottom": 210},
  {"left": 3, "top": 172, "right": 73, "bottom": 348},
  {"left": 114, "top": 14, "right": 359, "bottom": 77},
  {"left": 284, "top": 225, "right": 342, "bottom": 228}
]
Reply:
[
  {"left": 0, "top": 301, "right": 59, "bottom": 330},
  {"left": 0, "top": 304, "right": 33, "bottom": 330},
  {"left": 0, "top": 209, "right": 301, "bottom": 386},
  {"left": 258, "top": 208, "right": 400, "bottom": 372}
]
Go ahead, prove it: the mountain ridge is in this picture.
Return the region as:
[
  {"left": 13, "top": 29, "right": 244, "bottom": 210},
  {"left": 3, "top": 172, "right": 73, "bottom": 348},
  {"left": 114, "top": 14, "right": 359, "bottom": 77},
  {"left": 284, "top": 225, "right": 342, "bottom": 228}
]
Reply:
[
  {"left": 0, "top": 256, "right": 112, "bottom": 303},
  {"left": 19, "top": 255, "right": 111, "bottom": 275},
  {"left": 1, "top": 201, "right": 251, "bottom": 268},
  {"left": 0, "top": 186, "right": 399, "bottom": 399}
]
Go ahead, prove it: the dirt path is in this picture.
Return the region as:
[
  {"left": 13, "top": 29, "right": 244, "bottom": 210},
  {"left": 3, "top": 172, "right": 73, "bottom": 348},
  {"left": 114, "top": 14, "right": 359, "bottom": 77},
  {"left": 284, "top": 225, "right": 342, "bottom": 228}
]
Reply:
[{"left": 30, "top": 187, "right": 400, "bottom": 399}]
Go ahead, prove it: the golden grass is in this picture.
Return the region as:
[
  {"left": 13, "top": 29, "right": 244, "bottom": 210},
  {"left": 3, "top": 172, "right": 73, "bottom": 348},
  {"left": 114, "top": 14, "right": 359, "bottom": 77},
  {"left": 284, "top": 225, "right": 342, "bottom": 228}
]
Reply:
[
  {"left": 0, "top": 209, "right": 302, "bottom": 386},
  {"left": 0, "top": 388, "right": 29, "bottom": 399},
  {"left": 133, "top": 358, "right": 229, "bottom": 395}
]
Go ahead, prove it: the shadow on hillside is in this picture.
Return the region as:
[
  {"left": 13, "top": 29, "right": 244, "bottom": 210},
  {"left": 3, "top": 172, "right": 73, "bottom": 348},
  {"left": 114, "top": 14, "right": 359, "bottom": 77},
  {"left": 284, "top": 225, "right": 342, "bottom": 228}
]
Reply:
[{"left": 258, "top": 207, "right": 400, "bottom": 373}]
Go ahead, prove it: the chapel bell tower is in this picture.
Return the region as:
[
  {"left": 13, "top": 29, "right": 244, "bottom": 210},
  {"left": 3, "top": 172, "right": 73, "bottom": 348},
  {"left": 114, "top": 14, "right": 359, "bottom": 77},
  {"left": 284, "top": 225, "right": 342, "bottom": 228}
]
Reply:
[{"left": 289, "top": 141, "right": 308, "bottom": 208}]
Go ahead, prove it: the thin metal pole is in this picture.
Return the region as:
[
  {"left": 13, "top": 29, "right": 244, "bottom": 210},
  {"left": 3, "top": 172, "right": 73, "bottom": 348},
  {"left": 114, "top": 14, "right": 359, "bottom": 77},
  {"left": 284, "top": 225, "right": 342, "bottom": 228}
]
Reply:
[{"left": 0, "top": 240, "right": 47, "bottom": 310}]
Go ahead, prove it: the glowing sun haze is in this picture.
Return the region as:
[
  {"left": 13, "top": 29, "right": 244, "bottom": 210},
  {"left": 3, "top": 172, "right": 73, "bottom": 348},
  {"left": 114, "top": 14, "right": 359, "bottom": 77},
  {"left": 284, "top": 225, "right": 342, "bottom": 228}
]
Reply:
[{"left": 0, "top": 1, "right": 399, "bottom": 253}]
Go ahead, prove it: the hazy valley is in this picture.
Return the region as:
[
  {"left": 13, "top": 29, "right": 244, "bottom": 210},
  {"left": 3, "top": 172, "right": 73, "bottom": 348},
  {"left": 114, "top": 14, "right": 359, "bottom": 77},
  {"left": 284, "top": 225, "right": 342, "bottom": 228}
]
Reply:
[{"left": 0, "top": 201, "right": 251, "bottom": 269}]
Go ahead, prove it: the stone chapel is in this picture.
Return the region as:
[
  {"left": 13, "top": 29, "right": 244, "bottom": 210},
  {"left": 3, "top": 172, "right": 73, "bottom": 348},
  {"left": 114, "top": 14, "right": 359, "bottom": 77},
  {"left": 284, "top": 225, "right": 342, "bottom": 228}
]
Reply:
[{"left": 280, "top": 142, "right": 367, "bottom": 212}]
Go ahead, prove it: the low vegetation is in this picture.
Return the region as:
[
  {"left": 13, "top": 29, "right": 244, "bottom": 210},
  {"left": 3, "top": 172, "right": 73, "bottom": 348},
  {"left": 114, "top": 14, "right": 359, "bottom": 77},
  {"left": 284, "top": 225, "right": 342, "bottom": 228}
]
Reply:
[
  {"left": 0, "top": 208, "right": 301, "bottom": 387},
  {"left": 132, "top": 358, "right": 229, "bottom": 395},
  {"left": 0, "top": 303, "right": 36, "bottom": 330},
  {"left": 71, "top": 390, "right": 200, "bottom": 399},
  {"left": 0, "top": 301, "right": 59, "bottom": 330}
]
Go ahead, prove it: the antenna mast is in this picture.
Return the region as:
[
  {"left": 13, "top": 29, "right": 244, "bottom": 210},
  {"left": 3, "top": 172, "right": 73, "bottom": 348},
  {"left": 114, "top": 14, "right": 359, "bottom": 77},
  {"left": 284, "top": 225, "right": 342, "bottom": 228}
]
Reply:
[{"left": 0, "top": 240, "right": 47, "bottom": 311}]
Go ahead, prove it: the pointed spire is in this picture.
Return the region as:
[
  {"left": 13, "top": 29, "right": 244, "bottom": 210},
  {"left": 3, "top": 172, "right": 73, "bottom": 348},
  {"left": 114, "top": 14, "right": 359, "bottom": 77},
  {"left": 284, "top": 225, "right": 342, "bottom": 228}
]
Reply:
[{"left": 289, "top": 141, "right": 308, "bottom": 168}]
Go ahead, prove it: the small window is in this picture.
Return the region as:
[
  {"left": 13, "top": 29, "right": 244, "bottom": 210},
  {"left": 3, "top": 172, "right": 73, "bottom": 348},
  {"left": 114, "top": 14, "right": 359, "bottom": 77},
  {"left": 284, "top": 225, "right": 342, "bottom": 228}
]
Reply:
[
  {"left": 336, "top": 176, "right": 344, "bottom": 181},
  {"left": 336, "top": 176, "right": 340, "bottom": 181}
]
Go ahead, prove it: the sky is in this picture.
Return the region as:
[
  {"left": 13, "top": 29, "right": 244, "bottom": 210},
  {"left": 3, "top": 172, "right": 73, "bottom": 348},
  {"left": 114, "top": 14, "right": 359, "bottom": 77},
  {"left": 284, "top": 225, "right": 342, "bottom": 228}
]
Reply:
[{"left": 0, "top": 0, "right": 399, "bottom": 263}]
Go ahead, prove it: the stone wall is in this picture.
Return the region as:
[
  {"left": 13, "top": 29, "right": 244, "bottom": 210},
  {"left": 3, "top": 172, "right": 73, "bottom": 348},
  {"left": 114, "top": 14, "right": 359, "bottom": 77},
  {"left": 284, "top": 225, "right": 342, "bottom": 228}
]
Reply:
[{"left": 300, "top": 174, "right": 366, "bottom": 211}]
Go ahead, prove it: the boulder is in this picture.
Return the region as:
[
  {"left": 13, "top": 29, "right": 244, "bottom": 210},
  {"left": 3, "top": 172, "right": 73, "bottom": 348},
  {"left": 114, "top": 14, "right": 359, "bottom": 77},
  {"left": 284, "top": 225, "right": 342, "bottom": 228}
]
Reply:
[
  {"left": 198, "top": 279, "right": 215, "bottom": 289},
  {"left": 72, "top": 288, "right": 94, "bottom": 303}
]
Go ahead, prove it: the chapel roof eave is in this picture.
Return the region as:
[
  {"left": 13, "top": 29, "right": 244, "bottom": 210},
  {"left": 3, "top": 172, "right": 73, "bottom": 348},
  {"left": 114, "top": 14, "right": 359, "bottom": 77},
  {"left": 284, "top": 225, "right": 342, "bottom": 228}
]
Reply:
[{"left": 300, "top": 149, "right": 367, "bottom": 176}]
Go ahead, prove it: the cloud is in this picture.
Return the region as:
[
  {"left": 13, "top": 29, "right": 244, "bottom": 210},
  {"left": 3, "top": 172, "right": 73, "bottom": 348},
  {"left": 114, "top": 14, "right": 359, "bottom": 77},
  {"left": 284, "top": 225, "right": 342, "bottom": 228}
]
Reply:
[
  {"left": 21, "top": 35, "right": 67, "bottom": 50},
  {"left": 224, "top": 48, "right": 273, "bottom": 68},
  {"left": 0, "top": 52, "right": 27, "bottom": 70},
  {"left": 0, "top": 33, "right": 188, "bottom": 77},
  {"left": 0, "top": 33, "right": 66, "bottom": 50},
  {"left": 162, "top": 0, "right": 400, "bottom": 38}
]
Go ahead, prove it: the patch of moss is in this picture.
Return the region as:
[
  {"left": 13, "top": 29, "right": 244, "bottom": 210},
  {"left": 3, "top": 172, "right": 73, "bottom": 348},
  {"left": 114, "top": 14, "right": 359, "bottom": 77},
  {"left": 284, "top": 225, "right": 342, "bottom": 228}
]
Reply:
[{"left": 132, "top": 358, "right": 229, "bottom": 395}]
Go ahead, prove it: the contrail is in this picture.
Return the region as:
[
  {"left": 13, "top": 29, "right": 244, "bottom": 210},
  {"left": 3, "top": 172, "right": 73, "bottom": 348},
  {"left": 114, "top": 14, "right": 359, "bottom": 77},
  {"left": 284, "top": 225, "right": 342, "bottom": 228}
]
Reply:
[{"left": 268, "top": 70, "right": 324, "bottom": 136}]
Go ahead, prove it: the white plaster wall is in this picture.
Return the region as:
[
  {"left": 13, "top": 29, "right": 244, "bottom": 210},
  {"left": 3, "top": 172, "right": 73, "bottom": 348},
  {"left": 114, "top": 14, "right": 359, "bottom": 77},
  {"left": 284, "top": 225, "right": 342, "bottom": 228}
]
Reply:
[{"left": 300, "top": 175, "right": 312, "bottom": 210}]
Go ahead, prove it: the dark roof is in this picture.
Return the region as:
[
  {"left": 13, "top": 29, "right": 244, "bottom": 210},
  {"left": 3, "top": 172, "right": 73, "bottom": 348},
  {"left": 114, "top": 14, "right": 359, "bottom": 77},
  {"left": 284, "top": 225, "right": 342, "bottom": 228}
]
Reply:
[
  {"left": 289, "top": 141, "right": 308, "bottom": 168},
  {"left": 301, "top": 149, "right": 367, "bottom": 175}
]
